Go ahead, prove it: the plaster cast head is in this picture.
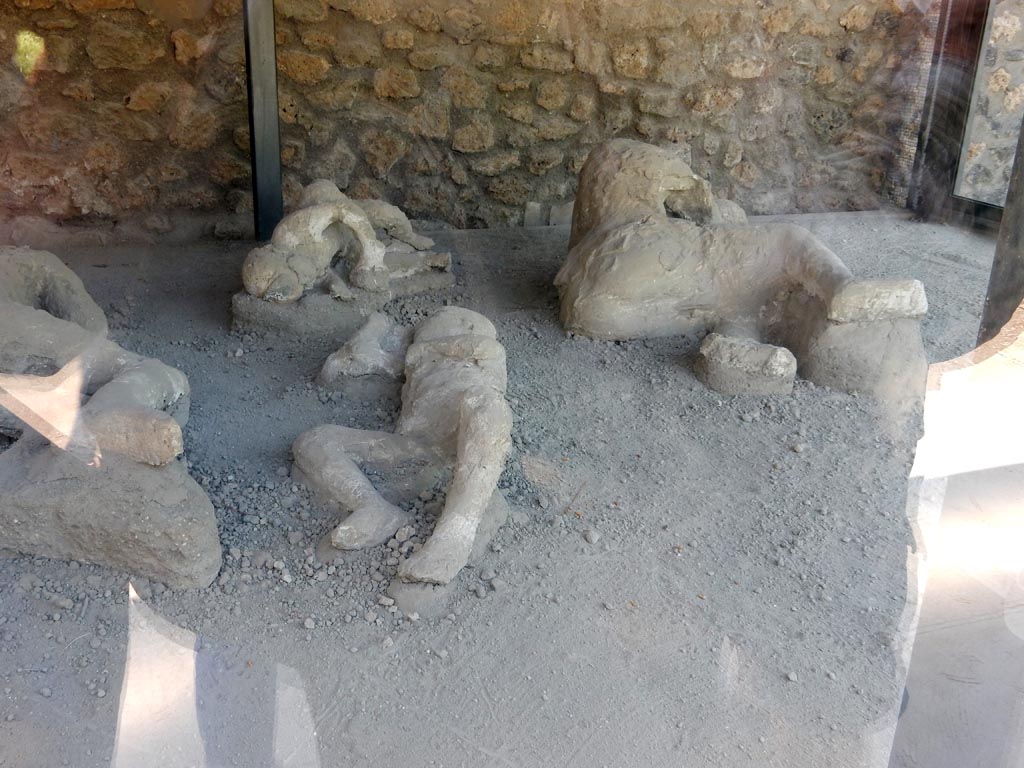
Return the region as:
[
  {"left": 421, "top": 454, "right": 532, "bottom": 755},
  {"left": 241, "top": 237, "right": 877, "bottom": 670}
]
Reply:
[
  {"left": 415, "top": 307, "right": 498, "bottom": 343},
  {"left": 240, "top": 244, "right": 303, "bottom": 303},
  {"left": 570, "top": 139, "right": 717, "bottom": 249}
]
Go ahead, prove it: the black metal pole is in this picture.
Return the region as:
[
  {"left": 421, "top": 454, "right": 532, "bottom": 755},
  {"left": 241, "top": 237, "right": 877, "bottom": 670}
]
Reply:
[
  {"left": 979, "top": 116, "right": 1024, "bottom": 345},
  {"left": 243, "top": 0, "right": 283, "bottom": 241}
]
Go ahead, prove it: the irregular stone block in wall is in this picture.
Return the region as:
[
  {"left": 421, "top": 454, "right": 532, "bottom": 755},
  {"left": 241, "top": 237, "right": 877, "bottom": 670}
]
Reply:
[
  {"left": 85, "top": 21, "right": 166, "bottom": 70},
  {"left": 839, "top": 4, "right": 874, "bottom": 32},
  {"left": 168, "top": 98, "right": 220, "bottom": 151},
  {"left": 472, "top": 43, "right": 508, "bottom": 69},
  {"left": 637, "top": 87, "right": 681, "bottom": 117},
  {"left": 441, "top": 66, "right": 488, "bottom": 109},
  {"left": 359, "top": 128, "right": 408, "bottom": 177},
  {"left": 307, "top": 80, "right": 360, "bottom": 111},
  {"left": 441, "top": 7, "right": 483, "bottom": 43},
  {"left": 382, "top": 28, "right": 414, "bottom": 49},
  {"left": 611, "top": 41, "right": 652, "bottom": 79},
  {"left": 373, "top": 65, "right": 421, "bottom": 99},
  {"left": 409, "top": 99, "right": 451, "bottom": 140},
  {"left": 408, "top": 6, "right": 441, "bottom": 32},
  {"left": 170, "top": 28, "right": 214, "bottom": 65},
  {"left": 408, "top": 47, "right": 455, "bottom": 71},
  {"left": 470, "top": 151, "right": 520, "bottom": 177},
  {"left": 275, "top": 0, "right": 328, "bottom": 22},
  {"left": 535, "top": 79, "right": 570, "bottom": 110},
  {"left": 69, "top": 0, "right": 135, "bottom": 11},
  {"left": 277, "top": 49, "right": 332, "bottom": 84},
  {"left": 520, "top": 44, "right": 573, "bottom": 73},
  {"left": 334, "top": 0, "right": 397, "bottom": 25},
  {"left": 452, "top": 115, "right": 496, "bottom": 153},
  {"left": 125, "top": 81, "right": 174, "bottom": 112},
  {"left": 535, "top": 113, "right": 581, "bottom": 141}
]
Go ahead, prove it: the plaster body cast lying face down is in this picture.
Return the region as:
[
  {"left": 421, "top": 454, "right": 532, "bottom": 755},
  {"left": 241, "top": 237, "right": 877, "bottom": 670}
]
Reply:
[
  {"left": 293, "top": 308, "right": 512, "bottom": 585},
  {"left": 556, "top": 139, "right": 929, "bottom": 403},
  {"left": 241, "top": 180, "right": 448, "bottom": 303},
  {"left": 0, "top": 246, "right": 220, "bottom": 588}
]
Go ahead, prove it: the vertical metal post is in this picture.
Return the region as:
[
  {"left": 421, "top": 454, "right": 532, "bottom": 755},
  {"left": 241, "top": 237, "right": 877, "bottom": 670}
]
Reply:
[
  {"left": 979, "top": 116, "right": 1024, "bottom": 345},
  {"left": 243, "top": 0, "right": 283, "bottom": 241}
]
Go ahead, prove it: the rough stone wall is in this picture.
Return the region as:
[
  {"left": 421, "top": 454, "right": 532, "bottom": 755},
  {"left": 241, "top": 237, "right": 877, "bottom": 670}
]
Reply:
[
  {"left": 0, "top": 0, "right": 249, "bottom": 231},
  {"left": 277, "top": 0, "right": 931, "bottom": 226},
  {"left": 0, "top": 0, "right": 930, "bottom": 230},
  {"left": 956, "top": 0, "right": 1024, "bottom": 206}
]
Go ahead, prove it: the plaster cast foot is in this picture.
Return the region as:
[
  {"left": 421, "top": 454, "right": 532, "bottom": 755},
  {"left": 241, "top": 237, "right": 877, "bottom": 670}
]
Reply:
[
  {"left": 83, "top": 408, "right": 183, "bottom": 467},
  {"left": 330, "top": 499, "right": 412, "bottom": 550},
  {"left": 695, "top": 333, "right": 797, "bottom": 396},
  {"left": 398, "top": 532, "right": 473, "bottom": 585},
  {"left": 325, "top": 271, "right": 355, "bottom": 301},
  {"left": 828, "top": 279, "right": 928, "bottom": 324}
]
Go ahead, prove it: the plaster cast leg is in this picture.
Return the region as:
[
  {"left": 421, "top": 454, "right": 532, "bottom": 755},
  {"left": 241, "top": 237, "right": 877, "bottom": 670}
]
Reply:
[
  {"left": 399, "top": 387, "right": 512, "bottom": 585},
  {"left": 776, "top": 224, "right": 855, "bottom": 305},
  {"left": 0, "top": 306, "right": 188, "bottom": 466},
  {"left": 353, "top": 198, "right": 436, "bottom": 251},
  {"left": 82, "top": 359, "right": 189, "bottom": 466},
  {"left": 0, "top": 361, "right": 186, "bottom": 467},
  {"left": 293, "top": 425, "right": 434, "bottom": 549},
  {"left": 0, "top": 250, "right": 220, "bottom": 588},
  {"left": 799, "top": 278, "right": 929, "bottom": 403}
]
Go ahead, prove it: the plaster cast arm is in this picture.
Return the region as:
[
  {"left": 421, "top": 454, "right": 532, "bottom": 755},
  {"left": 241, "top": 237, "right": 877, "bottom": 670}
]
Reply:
[{"left": 291, "top": 425, "right": 427, "bottom": 549}]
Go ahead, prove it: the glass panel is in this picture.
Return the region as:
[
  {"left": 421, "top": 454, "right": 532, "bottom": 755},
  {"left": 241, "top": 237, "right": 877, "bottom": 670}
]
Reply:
[{"left": 955, "top": 0, "right": 1024, "bottom": 205}]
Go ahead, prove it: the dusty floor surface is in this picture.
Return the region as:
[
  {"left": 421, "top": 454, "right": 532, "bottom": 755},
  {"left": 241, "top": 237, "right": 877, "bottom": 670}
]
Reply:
[{"left": 0, "top": 212, "right": 996, "bottom": 768}]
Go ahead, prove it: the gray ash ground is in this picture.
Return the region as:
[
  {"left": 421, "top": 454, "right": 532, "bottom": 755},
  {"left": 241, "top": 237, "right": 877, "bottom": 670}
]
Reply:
[{"left": 0, "top": 212, "right": 995, "bottom": 768}]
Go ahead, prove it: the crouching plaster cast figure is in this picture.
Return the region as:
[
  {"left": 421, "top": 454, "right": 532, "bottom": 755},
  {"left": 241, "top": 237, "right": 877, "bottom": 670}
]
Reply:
[
  {"left": 234, "top": 180, "right": 453, "bottom": 336},
  {"left": 556, "top": 139, "right": 929, "bottom": 403},
  {"left": 0, "top": 246, "right": 220, "bottom": 588},
  {"left": 293, "top": 307, "right": 512, "bottom": 585}
]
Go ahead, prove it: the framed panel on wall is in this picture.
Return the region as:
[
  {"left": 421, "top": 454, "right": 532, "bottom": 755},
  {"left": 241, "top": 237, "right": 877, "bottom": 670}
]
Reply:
[
  {"left": 954, "top": 0, "right": 1024, "bottom": 207},
  {"left": 911, "top": 0, "right": 1008, "bottom": 226}
]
